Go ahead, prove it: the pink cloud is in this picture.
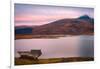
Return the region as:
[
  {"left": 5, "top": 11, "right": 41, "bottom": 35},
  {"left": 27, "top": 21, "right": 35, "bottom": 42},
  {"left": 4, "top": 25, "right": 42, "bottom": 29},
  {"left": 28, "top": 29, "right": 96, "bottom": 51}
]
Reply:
[
  {"left": 15, "top": 14, "right": 79, "bottom": 22},
  {"left": 15, "top": 10, "right": 81, "bottom": 26}
]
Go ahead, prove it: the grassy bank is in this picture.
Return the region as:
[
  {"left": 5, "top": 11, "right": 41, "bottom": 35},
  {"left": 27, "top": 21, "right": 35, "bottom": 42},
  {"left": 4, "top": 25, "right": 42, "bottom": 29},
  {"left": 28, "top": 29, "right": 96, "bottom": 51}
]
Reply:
[
  {"left": 15, "top": 57, "right": 94, "bottom": 65},
  {"left": 15, "top": 34, "right": 93, "bottom": 39},
  {"left": 15, "top": 34, "right": 67, "bottom": 39}
]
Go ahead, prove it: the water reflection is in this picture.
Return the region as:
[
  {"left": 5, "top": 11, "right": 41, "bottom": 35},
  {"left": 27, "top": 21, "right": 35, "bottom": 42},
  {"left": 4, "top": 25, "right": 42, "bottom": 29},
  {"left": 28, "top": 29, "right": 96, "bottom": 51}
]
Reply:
[
  {"left": 15, "top": 35, "right": 94, "bottom": 58},
  {"left": 79, "top": 36, "right": 94, "bottom": 57}
]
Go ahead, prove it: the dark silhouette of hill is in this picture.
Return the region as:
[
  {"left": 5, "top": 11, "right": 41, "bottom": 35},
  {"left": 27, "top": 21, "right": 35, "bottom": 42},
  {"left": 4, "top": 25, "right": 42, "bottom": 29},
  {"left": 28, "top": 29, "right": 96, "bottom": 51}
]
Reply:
[
  {"left": 15, "top": 27, "right": 32, "bottom": 34},
  {"left": 78, "top": 15, "right": 94, "bottom": 24},
  {"left": 15, "top": 25, "right": 38, "bottom": 34}
]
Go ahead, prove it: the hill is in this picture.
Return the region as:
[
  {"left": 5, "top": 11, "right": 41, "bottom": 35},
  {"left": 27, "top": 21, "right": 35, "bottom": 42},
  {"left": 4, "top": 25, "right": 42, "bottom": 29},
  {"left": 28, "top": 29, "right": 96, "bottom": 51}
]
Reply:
[{"left": 15, "top": 15, "right": 94, "bottom": 35}]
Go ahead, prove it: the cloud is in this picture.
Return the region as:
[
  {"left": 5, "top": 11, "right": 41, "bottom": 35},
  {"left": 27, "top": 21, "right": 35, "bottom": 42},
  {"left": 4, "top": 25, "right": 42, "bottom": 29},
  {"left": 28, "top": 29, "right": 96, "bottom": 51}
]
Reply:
[{"left": 15, "top": 4, "right": 94, "bottom": 26}]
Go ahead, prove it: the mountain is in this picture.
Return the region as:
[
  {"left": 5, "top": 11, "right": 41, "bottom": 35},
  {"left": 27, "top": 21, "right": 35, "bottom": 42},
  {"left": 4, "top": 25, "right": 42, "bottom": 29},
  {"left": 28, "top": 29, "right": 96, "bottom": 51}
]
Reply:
[
  {"left": 32, "top": 15, "right": 94, "bottom": 35},
  {"left": 78, "top": 15, "right": 94, "bottom": 24},
  {"left": 15, "top": 15, "right": 94, "bottom": 35},
  {"left": 78, "top": 15, "right": 91, "bottom": 20}
]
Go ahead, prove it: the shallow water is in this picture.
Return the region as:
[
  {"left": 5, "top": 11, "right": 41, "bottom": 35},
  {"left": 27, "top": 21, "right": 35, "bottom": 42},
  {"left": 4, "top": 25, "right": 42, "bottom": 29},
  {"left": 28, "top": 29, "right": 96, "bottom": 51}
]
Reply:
[{"left": 15, "top": 35, "right": 94, "bottom": 59}]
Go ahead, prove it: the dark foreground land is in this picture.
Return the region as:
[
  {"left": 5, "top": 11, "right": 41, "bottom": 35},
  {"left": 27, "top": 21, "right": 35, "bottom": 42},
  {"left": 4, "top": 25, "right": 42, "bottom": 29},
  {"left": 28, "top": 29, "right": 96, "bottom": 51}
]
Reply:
[{"left": 15, "top": 57, "right": 94, "bottom": 65}]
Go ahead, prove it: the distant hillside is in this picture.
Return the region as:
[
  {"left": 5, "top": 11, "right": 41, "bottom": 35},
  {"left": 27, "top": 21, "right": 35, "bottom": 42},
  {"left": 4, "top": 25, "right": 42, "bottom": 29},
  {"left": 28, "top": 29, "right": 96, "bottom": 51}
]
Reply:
[
  {"left": 15, "top": 25, "right": 39, "bottom": 34},
  {"left": 15, "top": 15, "right": 94, "bottom": 35},
  {"left": 15, "top": 27, "right": 32, "bottom": 34}
]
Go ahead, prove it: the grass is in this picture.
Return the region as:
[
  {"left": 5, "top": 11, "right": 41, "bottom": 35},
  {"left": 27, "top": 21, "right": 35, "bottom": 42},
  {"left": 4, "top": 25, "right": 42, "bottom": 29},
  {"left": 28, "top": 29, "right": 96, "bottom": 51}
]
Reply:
[
  {"left": 15, "top": 34, "right": 67, "bottom": 39},
  {"left": 15, "top": 57, "right": 94, "bottom": 65},
  {"left": 15, "top": 34, "right": 94, "bottom": 39}
]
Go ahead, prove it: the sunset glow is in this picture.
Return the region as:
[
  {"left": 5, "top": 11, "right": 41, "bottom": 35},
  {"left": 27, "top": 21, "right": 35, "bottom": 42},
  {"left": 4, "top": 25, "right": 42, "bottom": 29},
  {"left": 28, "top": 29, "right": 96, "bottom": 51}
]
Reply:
[{"left": 15, "top": 4, "right": 94, "bottom": 26}]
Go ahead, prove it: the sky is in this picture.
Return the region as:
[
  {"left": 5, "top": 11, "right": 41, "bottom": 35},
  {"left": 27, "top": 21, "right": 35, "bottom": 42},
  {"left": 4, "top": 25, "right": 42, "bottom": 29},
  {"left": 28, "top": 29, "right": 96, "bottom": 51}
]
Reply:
[{"left": 15, "top": 3, "right": 94, "bottom": 26}]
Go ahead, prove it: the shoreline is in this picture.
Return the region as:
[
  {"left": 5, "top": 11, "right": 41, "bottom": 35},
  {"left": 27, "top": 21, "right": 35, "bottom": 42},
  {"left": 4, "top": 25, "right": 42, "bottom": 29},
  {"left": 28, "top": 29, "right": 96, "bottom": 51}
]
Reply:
[
  {"left": 15, "top": 57, "right": 94, "bottom": 65},
  {"left": 15, "top": 34, "right": 94, "bottom": 39}
]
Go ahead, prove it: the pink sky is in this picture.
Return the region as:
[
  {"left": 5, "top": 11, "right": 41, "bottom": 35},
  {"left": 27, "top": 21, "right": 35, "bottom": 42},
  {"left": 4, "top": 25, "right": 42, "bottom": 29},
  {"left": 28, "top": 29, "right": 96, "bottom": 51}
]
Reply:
[{"left": 15, "top": 4, "right": 94, "bottom": 26}]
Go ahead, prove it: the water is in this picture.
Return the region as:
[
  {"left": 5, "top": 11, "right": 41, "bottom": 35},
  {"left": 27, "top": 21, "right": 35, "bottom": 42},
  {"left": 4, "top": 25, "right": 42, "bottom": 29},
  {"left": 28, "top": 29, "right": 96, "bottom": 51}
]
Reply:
[{"left": 15, "top": 35, "right": 94, "bottom": 59}]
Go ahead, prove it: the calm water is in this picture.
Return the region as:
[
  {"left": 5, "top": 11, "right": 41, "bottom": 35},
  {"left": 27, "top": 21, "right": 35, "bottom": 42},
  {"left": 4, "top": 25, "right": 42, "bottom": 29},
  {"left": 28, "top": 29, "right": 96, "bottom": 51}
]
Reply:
[{"left": 15, "top": 35, "right": 94, "bottom": 59}]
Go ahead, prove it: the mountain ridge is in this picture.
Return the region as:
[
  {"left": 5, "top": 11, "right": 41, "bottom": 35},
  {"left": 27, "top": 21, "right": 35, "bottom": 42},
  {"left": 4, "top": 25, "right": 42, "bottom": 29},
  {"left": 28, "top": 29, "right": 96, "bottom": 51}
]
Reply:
[{"left": 15, "top": 15, "right": 94, "bottom": 35}]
